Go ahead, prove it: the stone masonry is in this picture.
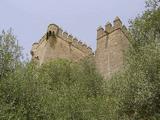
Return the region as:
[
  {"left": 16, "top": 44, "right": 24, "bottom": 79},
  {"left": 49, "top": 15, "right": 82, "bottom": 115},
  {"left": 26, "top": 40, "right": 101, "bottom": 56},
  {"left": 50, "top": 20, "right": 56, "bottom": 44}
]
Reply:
[
  {"left": 95, "top": 17, "right": 129, "bottom": 78},
  {"left": 31, "top": 17, "right": 129, "bottom": 78},
  {"left": 31, "top": 24, "right": 93, "bottom": 65}
]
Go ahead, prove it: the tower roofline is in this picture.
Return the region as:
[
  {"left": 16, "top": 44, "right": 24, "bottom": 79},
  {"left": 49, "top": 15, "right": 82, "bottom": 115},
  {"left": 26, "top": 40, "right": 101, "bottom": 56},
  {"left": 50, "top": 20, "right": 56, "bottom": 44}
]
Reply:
[
  {"left": 48, "top": 23, "right": 59, "bottom": 28},
  {"left": 97, "top": 17, "right": 129, "bottom": 40}
]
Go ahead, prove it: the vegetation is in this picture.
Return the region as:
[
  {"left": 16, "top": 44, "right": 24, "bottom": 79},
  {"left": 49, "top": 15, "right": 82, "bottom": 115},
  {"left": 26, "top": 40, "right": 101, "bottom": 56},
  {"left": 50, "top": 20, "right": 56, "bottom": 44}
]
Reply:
[
  {"left": 0, "top": 28, "right": 22, "bottom": 79},
  {"left": 0, "top": 0, "right": 160, "bottom": 119},
  {"left": 104, "top": 0, "right": 160, "bottom": 119}
]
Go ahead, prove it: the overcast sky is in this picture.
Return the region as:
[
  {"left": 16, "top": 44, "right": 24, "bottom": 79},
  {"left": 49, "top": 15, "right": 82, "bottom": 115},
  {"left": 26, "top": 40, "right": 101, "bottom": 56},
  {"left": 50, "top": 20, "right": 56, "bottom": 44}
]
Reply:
[{"left": 0, "top": 0, "right": 145, "bottom": 57}]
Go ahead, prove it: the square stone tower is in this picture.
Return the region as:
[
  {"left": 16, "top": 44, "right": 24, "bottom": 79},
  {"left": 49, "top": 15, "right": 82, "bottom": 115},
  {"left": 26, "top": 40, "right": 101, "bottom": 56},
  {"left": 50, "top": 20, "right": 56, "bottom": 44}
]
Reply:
[{"left": 95, "top": 17, "right": 129, "bottom": 78}]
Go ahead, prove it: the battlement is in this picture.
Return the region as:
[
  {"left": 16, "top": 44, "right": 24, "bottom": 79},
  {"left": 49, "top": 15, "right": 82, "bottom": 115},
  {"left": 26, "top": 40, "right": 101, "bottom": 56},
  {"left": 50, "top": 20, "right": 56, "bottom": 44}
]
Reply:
[
  {"left": 31, "top": 24, "right": 93, "bottom": 57},
  {"left": 97, "top": 17, "right": 129, "bottom": 40},
  {"left": 46, "top": 24, "right": 93, "bottom": 54},
  {"left": 96, "top": 17, "right": 129, "bottom": 78}
]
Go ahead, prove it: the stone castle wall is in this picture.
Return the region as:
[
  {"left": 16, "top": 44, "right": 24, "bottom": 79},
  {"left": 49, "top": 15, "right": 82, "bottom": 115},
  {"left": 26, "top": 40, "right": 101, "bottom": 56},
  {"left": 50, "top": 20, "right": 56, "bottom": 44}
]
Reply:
[
  {"left": 31, "top": 17, "right": 129, "bottom": 78},
  {"left": 31, "top": 24, "right": 93, "bottom": 64}
]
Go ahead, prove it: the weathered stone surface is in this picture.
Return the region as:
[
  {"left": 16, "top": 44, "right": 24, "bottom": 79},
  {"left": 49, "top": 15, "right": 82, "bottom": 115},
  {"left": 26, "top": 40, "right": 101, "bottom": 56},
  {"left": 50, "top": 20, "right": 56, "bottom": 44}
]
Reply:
[
  {"left": 31, "top": 24, "right": 93, "bottom": 65},
  {"left": 95, "top": 17, "right": 129, "bottom": 78}
]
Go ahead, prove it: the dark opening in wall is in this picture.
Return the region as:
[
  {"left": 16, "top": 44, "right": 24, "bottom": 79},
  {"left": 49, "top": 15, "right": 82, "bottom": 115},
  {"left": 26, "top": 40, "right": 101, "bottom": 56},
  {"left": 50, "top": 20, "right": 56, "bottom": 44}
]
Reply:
[
  {"left": 46, "top": 31, "right": 56, "bottom": 40},
  {"left": 49, "top": 31, "right": 52, "bottom": 36}
]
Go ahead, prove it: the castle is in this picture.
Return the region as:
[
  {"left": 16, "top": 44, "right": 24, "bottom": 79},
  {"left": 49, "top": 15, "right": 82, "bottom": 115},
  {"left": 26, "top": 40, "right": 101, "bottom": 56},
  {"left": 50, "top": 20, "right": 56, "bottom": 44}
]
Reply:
[{"left": 31, "top": 17, "right": 129, "bottom": 78}]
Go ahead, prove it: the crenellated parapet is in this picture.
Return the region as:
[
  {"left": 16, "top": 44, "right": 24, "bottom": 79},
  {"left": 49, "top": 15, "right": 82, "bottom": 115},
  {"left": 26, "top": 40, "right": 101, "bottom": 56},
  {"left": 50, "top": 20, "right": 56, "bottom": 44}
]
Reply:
[
  {"left": 31, "top": 24, "right": 93, "bottom": 59},
  {"left": 46, "top": 24, "right": 93, "bottom": 54},
  {"left": 32, "top": 42, "right": 39, "bottom": 50},
  {"left": 97, "top": 16, "right": 129, "bottom": 40}
]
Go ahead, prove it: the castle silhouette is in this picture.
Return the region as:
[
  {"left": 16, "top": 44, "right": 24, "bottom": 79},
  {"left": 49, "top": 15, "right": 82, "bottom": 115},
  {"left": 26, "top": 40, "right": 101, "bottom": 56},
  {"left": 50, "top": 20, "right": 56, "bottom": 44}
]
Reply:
[{"left": 31, "top": 17, "right": 129, "bottom": 78}]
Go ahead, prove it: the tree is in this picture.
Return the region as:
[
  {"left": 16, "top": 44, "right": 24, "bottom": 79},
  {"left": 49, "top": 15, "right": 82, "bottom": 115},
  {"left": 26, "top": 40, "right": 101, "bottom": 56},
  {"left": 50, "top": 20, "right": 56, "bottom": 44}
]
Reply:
[
  {"left": 0, "top": 58, "right": 107, "bottom": 120},
  {"left": 106, "top": 0, "right": 160, "bottom": 119},
  {"left": 0, "top": 28, "right": 22, "bottom": 79},
  {"left": 129, "top": 0, "right": 160, "bottom": 48},
  {"left": 38, "top": 59, "right": 106, "bottom": 120},
  {"left": 0, "top": 63, "right": 49, "bottom": 120}
]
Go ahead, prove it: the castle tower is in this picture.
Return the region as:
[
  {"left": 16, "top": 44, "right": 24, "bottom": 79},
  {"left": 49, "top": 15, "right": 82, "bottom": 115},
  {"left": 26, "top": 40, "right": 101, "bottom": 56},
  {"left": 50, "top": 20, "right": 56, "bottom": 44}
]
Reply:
[
  {"left": 31, "top": 24, "right": 93, "bottom": 64},
  {"left": 95, "top": 17, "right": 129, "bottom": 78}
]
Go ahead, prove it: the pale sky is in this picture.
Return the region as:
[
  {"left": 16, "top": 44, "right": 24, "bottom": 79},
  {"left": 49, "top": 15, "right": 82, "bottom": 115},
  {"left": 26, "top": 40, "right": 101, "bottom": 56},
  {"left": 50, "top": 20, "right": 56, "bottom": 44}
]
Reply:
[{"left": 0, "top": 0, "right": 145, "bottom": 57}]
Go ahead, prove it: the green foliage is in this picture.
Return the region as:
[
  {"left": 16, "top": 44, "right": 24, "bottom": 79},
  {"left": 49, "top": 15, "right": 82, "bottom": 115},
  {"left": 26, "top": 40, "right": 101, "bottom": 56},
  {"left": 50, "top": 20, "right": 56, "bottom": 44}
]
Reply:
[
  {"left": 38, "top": 59, "right": 105, "bottom": 120},
  {"left": 145, "top": 0, "right": 160, "bottom": 9},
  {"left": 108, "top": 43, "right": 160, "bottom": 119},
  {"left": 104, "top": 0, "right": 160, "bottom": 119},
  {"left": 0, "top": 59, "right": 107, "bottom": 120},
  {"left": 0, "top": 28, "right": 22, "bottom": 79},
  {"left": 129, "top": 0, "right": 160, "bottom": 48},
  {"left": 0, "top": 63, "right": 48, "bottom": 120}
]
